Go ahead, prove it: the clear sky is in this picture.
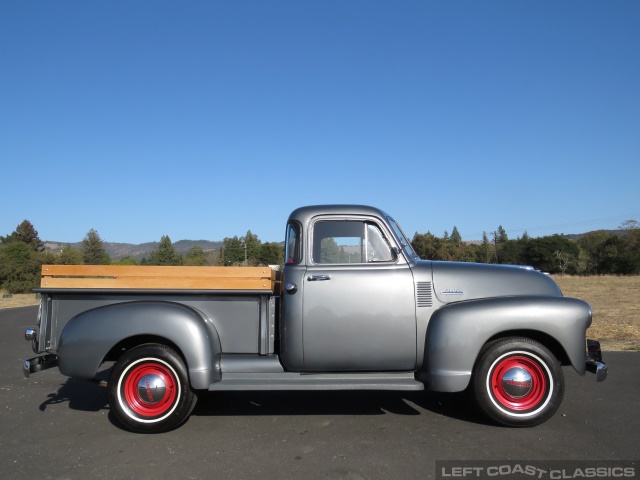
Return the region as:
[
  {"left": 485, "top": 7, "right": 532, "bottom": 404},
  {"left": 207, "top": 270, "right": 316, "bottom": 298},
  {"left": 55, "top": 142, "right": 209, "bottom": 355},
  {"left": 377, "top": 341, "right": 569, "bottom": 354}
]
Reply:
[{"left": 1, "top": 1, "right": 639, "bottom": 245}]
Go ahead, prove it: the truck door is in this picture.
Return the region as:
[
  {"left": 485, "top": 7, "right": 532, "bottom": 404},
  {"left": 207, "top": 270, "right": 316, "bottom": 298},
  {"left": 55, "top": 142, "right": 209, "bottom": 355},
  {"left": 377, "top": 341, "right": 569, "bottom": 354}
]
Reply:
[{"left": 302, "top": 218, "right": 416, "bottom": 371}]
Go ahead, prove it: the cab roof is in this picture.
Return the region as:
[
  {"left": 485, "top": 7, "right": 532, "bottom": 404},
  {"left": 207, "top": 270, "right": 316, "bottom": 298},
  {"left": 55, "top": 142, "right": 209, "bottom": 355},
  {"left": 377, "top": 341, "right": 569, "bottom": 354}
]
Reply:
[{"left": 287, "top": 205, "right": 392, "bottom": 226}]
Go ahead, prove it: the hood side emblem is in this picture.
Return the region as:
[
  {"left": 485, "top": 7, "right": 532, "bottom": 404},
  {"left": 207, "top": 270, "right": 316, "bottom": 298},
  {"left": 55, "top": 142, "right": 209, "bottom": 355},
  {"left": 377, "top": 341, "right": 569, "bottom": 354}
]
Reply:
[{"left": 441, "top": 288, "right": 464, "bottom": 295}]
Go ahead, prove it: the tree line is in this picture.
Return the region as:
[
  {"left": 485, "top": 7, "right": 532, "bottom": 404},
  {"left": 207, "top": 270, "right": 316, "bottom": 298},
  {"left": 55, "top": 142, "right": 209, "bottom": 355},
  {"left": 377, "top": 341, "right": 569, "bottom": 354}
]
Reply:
[
  {"left": 0, "top": 221, "right": 284, "bottom": 293},
  {"left": 411, "top": 220, "right": 640, "bottom": 276},
  {"left": 1, "top": 218, "right": 639, "bottom": 294}
]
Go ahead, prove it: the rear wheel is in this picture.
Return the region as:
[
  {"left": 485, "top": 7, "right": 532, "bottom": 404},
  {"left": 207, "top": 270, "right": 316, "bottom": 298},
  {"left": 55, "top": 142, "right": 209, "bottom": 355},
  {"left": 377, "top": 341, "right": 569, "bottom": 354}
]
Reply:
[
  {"left": 108, "top": 344, "right": 197, "bottom": 433},
  {"left": 472, "top": 337, "right": 564, "bottom": 427}
]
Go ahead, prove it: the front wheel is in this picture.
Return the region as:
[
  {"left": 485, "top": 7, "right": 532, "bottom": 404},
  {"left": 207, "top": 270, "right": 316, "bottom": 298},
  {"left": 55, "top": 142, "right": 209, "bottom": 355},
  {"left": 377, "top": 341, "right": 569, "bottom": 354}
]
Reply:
[
  {"left": 471, "top": 337, "right": 564, "bottom": 427},
  {"left": 108, "top": 344, "right": 197, "bottom": 433}
]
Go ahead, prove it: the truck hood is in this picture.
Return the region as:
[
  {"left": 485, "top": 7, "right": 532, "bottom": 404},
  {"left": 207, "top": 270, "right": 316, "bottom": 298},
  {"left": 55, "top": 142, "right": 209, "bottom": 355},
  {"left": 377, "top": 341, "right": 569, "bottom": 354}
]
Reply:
[{"left": 418, "top": 260, "right": 562, "bottom": 304}]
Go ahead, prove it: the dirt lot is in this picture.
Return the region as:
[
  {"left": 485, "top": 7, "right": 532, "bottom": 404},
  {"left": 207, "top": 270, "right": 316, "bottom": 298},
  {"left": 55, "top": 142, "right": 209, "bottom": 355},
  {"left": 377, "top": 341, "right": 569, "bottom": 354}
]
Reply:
[{"left": 2, "top": 275, "right": 639, "bottom": 350}]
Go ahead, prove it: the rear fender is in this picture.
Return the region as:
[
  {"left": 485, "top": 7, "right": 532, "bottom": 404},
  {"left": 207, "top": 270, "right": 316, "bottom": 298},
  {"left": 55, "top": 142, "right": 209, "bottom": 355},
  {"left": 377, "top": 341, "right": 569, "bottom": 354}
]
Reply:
[
  {"left": 57, "top": 301, "right": 221, "bottom": 389},
  {"left": 421, "top": 296, "right": 592, "bottom": 392}
]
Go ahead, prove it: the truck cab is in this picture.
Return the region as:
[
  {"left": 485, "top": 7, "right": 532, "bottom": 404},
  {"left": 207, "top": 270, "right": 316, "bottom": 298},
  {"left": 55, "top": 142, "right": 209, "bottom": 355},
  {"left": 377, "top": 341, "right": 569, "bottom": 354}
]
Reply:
[{"left": 280, "top": 205, "right": 418, "bottom": 372}]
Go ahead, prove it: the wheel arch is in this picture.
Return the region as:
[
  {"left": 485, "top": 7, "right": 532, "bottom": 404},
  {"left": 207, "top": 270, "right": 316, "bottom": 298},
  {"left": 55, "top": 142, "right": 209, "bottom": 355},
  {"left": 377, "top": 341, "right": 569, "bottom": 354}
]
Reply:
[
  {"left": 57, "top": 301, "right": 222, "bottom": 389},
  {"left": 420, "top": 296, "right": 591, "bottom": 393}
]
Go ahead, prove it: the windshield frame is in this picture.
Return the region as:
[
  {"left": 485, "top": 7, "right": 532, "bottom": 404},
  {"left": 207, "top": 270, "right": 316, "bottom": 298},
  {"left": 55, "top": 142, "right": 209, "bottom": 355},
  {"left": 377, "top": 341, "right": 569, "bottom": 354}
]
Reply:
[{"left": 387, "top": 216, "right": 418, "bottom": 260}]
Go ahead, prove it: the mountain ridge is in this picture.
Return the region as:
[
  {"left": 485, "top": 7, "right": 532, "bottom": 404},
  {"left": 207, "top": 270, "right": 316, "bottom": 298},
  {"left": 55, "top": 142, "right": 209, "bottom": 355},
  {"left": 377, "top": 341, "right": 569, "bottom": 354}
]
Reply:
[{"left": 43, "top": 239, "right": 224, "bottom": 261}]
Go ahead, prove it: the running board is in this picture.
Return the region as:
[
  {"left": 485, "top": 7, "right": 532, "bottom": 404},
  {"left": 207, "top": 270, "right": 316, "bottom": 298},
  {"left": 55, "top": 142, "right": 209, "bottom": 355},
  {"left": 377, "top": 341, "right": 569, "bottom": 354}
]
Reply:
[{"left": 208, "top": 372, "right": 424, "bottom": 391}]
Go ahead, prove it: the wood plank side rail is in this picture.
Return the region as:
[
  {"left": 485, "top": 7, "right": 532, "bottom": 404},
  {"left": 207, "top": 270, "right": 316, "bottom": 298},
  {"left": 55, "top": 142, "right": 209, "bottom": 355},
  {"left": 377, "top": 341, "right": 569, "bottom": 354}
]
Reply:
[{"left": 40, "top": 265, "right": 278, "bottom": 291}]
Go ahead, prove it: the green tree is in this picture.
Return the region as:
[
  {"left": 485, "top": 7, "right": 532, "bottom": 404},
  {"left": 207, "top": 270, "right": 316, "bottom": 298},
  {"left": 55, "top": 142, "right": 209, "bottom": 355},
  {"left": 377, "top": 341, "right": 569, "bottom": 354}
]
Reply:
[
  {"left": 40, "top": 250, "right": 58, "bottom": 266},
  {"left": 241, "top": 230, "right": 262, "bottom": 266},
  {"left": 220, "top": 236, "right": 244, "bottom": 265},
  {"left": 449, "top": 226, "right": 462, "bottom": 244},
  {"left": 4, "top": 220, "right": 44, "bottom": 252},
  {"left": 148, "top": 235, "right": 181, "bottom": 266},
  {"left": 442, "top": 226, "right": 476, "bottom": 262},
  {"left": 184, "top": 246, "right": 206, "bottom": 266},
  {"left": 259, "top": 242, "right": 284, "bottom": 266},
  {"left": 59, "top": 244, "right": 84, "bottom": 265},
  {"left": 522, "top": 235, "right": 579, "bottom": 274},
  {"left": 0, "top": 242, "right": 41, "bottom": 293},
  {"left": 412, "top": 231, "right": 450, "bottom": 260},
  {"left": 496, "top": 226, "right": 508, "bottom": 243},
  {"left": 320, "top": 238, "right": 341, "bottom": 263},
  {"left": 82, "top": 229, "right": 111, "bottom": 265},
  {"left": 492, "top": 226, "right": 509, "bottom": 263},
  {"left": 112, "top": 256, "right": 138, "bottom": 266},
  {"left": 447, "top": 242, "right": 477, "bottom": 262},
  {"left": 498, "top": 239, "right": 525, "bottom": 265},
  {"left": 617, "top": 220, "right": 640, "bottom": 274},
  {"left": 477, "top": 231, "right": 492, "bottom": 263},
  {"left": 576, "top": 231, "right": 613, "bottom": 274}
]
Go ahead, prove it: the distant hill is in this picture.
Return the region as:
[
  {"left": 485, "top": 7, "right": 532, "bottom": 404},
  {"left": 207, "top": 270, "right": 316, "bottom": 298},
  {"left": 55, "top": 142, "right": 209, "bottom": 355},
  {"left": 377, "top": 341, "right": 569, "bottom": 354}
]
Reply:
[
  {"left": 562, "top": 230, "right": 623, "bottom": 241},
  {"left": 464, "top": 229, "right": 624, "bottom": 244},
  {"left": 43, "top": 239, "right": 224, "bottom": 261}
]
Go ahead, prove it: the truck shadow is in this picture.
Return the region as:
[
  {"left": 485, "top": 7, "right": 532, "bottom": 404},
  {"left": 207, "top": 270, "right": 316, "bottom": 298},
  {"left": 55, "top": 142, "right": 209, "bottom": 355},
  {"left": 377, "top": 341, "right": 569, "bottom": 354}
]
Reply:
[
  {"left": 38, "top": 376, "right": 492, "bottom": 427},
  {"left": 39, "top": 379, "right": 109, "bottom": 413},
  {"left": 192, "top": 390, "right": 494, "bottom": 426},
  {"left": 39, "top": 369, "right": 110, "bottom": 413}
]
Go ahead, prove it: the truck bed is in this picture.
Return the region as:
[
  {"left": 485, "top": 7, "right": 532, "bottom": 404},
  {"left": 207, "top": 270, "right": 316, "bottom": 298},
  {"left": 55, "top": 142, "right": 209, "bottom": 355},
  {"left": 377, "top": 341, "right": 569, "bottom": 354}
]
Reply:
[{"left": 34, "top": 266, "right": 280, "bottom": 361}]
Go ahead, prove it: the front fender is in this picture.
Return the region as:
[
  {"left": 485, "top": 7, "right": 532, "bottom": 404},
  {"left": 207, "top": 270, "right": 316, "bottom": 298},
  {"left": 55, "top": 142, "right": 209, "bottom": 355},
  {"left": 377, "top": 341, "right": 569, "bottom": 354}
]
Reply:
[
  {"left": 421, "top": 296, "right": 592, "bottom": 392},
  {"left": 58, "top": 301, "right": 221, "bottom": 389}
]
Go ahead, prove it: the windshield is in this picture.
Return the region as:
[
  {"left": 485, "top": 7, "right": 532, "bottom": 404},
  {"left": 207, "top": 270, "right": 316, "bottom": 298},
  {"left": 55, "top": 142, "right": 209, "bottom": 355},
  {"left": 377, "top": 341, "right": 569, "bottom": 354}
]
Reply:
[{"left": 387, "top": 216, "right": 418, "bottom": 259}]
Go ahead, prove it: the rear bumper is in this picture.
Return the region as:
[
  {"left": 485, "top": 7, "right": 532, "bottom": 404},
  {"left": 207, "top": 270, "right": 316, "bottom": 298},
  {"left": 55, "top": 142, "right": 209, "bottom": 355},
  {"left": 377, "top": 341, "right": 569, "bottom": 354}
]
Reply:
[
  {"left": 585, "top": 339, "right": 607, "bottom": 382},
  {"left": 23, "top": 354, "right": 57, "bottom": 378}
]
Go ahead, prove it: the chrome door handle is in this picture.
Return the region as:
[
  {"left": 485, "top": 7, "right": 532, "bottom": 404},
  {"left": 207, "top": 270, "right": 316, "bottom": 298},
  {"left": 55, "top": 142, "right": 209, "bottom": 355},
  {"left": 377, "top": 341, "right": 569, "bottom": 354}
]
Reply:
[{"left": 307, "top": 275, "right": 331, "bottom": 281}]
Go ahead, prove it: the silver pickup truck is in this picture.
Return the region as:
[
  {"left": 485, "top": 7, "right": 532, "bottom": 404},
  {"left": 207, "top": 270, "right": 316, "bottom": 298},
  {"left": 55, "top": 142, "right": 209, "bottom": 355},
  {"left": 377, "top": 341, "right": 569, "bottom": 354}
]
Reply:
[{"left": 23, "top": 205, "right": 607, "bottom": 433}]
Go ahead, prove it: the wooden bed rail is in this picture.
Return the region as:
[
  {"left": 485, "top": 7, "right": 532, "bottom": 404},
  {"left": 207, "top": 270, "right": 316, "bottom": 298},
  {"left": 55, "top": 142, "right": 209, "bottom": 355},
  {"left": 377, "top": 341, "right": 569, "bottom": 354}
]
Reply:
[{"left": 40, "top": 265, "right": 278, "bottom": 291}]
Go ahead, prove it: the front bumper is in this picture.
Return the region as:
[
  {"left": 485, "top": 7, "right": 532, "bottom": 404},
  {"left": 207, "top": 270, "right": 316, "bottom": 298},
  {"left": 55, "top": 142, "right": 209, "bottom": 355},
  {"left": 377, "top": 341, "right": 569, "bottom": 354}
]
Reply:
[{"left": 585, "top": 339, "right": 607, "bottom": 382}]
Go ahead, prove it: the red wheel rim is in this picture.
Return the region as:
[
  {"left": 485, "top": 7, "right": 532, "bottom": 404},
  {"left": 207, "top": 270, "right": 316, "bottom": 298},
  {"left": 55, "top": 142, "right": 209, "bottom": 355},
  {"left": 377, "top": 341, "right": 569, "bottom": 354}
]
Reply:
[
  {"left": 490, "top": 354, "right": 548, "bottom": 412},
  {"left": 122, "top": 361, "right": 178, "bottom": 418}
]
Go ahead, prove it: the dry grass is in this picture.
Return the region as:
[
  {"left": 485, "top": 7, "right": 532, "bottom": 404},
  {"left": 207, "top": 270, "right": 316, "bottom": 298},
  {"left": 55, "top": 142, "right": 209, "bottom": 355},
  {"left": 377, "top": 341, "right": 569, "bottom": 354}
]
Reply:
[
  {"left": 553, "top": 275, "right": 640, "bottom": 352},
  {"left": 0, "top": 292, "right": 40, "bottom": 309},
  {"left": 2, "top": 276, "right": 639, "bottom": 351}
]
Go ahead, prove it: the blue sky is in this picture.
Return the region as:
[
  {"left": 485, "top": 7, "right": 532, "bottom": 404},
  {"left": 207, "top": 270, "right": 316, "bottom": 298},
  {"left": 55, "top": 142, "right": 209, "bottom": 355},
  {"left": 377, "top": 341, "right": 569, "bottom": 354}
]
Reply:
[{"left": 1, "top": 1, "right": 639, "bottom": 245}]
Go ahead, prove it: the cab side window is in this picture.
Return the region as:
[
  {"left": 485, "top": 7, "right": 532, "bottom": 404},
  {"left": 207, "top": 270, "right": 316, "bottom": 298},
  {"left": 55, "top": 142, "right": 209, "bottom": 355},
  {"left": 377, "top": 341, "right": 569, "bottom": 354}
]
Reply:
[{"left": 312, "top": 221, "right": 395, "bottom": 264}]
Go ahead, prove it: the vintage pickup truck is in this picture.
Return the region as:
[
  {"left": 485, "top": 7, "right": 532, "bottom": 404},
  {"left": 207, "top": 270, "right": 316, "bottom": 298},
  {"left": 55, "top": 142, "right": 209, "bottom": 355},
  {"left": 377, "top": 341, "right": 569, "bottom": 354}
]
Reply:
[{"left": 23, "top": 205, "right": 607, "bottom": 433}]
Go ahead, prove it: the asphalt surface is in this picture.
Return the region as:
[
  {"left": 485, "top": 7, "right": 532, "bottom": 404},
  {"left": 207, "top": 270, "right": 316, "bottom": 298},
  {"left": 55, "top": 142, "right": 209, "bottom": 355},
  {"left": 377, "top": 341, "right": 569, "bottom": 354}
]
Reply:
[{"left": 1, "top": 305, "right": 638, "bottom": 480}]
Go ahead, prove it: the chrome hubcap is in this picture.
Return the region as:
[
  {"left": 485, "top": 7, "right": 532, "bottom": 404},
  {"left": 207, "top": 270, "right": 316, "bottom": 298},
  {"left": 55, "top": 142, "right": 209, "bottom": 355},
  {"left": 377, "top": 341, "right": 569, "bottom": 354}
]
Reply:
[
  {"left": 137, "top": 374, "right": 167, "bottom": 404},
  {"left": 501, "top": 367, "right": 533, "bottom": 398}
]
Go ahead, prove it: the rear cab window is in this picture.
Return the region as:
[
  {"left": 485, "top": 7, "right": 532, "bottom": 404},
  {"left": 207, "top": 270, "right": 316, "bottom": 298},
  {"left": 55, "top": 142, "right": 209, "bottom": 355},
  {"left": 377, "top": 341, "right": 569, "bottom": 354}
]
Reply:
[{"left": 285, "top": 222, "right": 302, "bottom": 265}]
